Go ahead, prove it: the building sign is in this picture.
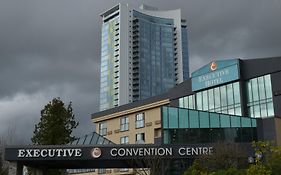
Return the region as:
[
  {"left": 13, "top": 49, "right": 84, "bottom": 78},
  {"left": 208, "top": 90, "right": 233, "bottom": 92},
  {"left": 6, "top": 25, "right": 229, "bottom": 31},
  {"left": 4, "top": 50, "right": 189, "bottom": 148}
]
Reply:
[
  {"left": 7, "top": 145, "right": 214, "bottom": 161},
  {"left": 17, "top": 148, "right": 82, "bottom": 158},
  {"left": 5, "top": 144, "right": 252, "bottom": 169},
  {"left": 191, "top": 59, "right": 240, "bottom": 91},
  {"left": 109, "top": 146, "right": 213, "bottom": 157}
]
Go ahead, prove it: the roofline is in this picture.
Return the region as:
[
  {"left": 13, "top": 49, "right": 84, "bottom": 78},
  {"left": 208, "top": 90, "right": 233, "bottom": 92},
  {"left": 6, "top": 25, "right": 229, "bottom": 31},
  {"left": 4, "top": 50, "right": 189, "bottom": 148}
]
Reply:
[
  {"left": 92, "top": 99, "right": 170, "bottom": 123},
  {"left": 99, "top": 3, "right": 120, "bottom": 17},
  {"left": 91, "top": 92, "right": 170, "bottom": 119}
]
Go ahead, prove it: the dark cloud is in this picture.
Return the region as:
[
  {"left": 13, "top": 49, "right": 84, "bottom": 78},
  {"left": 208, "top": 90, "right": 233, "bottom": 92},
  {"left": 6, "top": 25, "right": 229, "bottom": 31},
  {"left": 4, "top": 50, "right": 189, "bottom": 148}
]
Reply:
[{"left": 0, "top": 0, "right": 281, "bottom": 142}]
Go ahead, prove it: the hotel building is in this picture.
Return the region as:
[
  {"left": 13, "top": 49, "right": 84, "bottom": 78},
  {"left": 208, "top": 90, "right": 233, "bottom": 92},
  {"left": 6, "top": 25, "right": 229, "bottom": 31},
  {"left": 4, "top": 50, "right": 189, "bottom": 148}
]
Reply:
[
  {"left": 99, "top": 3, "right": 189, "bottom": 111},
  {"left": 87, "top": 57, "right": 281, "bottom": 174}
]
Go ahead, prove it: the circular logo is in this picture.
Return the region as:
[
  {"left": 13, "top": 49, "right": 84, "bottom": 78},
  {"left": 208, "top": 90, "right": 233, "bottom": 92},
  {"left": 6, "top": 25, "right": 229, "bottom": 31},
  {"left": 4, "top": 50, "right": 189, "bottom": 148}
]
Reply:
[
  {"left": 91, "top": 148, "right": 102, "bottom": 158},
  {"left": 210, "top": 61, "right": 217, "bottom": 71}
]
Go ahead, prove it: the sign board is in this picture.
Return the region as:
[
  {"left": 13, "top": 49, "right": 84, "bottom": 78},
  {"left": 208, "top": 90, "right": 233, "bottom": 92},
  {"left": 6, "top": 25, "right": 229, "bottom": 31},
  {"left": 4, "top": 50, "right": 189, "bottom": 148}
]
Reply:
[
  {"left": 6, "top": 145, "right": 213, "bottom": 161},
  {"left": 5, "top": 143, "right": 253, "bottom": 169},
  {"left": 191, "top": 59, "right": 240, "bottom": 91}
]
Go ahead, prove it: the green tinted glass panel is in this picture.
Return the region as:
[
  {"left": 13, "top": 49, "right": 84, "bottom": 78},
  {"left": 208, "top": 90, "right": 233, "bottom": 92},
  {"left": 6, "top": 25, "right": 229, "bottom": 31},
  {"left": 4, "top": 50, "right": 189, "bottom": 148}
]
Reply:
[
  {"left": 179, "top": 108, "right": 189, "bottom": 128},
  {"left": 251, "top": 119, "right": 257, "bottom": 127},
  {"left": 233, "top": 82, "right": 241, "bottom": 104},
  {"left": 162, "top": 107, "right": 168, "bottom": 129},
  {"left": 254, "top": 105, "right": 261, "bottom": 118},
  {"left": 168, "top": 107, "right": 178, "bottom": 128},
  {"left": 203, "top": 91, "right": 208, "bottom": 111},
  {"left": 220, "top": 85, "right": 227, "bottom": 107},
  {"left": 258, "top": 77, "right": 266, "bottom": 100},
  {"left": 214, "top": 87, "right": 221, "bottom": 109},
  {"left": 247, "top": 81, "right": 253, "bottom": 103},
  {"left": 210, "top": 113, "right": 220, "bottom": 128},
  {"left": 199, "top": 111, "right": 209, "bottom": 128},
  {"left": 241, "top": 117, "right": 251, "bottom": 127},
  {"left": 188, "top": 95, "right": 195, "bottom": 109},
  {"left": 264, "top": 75, "right": 272, "bottom": 98},
  {"left": 208, "top": 89, "right": 214, "bottom": 111},
  {"left": 267, "top": 102, "right": 274, "bottom": 116},
  {"left": 227, "top": 84, "right": 234, "bottom": 105},
  {"left": 196, "top": 92, "right": 203, "bottom": 110},
  {"left": 251, "top": 78, "right": 259, "bottom": 102},
  {"left": 189, "top": 110, "right": 199, "bottom": 128},
  {"left": 163, "top": 130, "right": 170, "bottom": 144},
  {"left": 184, "top": 97, "right": 188, "bottom": 108},
  {"left": 179, "top": 98, "right": 184, "bottom": 108},
  {"left": 220, "top": 114, "right": 230, "bottom": 127},
  {"left": 230, "top": 116, "right": 240, "bottom": 127}
]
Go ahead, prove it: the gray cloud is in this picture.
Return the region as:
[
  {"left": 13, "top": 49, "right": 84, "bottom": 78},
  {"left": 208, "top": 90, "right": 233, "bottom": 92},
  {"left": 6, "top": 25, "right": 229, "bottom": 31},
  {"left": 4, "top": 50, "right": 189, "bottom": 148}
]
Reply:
[{"left": 0, "top": 0, "right": 281, "bottom": 142}]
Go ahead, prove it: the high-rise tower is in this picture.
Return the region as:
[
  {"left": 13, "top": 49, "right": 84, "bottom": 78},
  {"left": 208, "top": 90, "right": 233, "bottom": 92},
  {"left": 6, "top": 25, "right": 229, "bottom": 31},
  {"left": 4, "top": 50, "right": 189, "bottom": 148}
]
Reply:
[{"left": 99, "top": 3, "right": 189, "bottom": 111}]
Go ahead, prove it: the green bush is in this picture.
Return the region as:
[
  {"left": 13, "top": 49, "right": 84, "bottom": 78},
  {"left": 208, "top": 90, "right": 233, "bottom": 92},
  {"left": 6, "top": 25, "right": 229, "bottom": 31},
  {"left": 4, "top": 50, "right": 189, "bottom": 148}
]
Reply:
[
  {"left": 209, "top": 168, "right": 245, "bottom": 175},
  {"left": 246, "top": 164, "right": 271, "bottom": 175},
  {"left": 183, "top": 161, "right": 207, "bottom": 175}
]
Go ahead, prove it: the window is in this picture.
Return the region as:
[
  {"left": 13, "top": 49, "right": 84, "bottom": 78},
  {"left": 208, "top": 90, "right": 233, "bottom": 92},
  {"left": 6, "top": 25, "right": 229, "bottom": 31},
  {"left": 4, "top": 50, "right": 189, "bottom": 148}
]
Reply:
[
  {"left": 135, "top": 113, "right": 145, "bottom": 128},
  {"left": 120, "top": 136, "right": 129, "bottom": 144},
  {"left": 120, "top": 117, "right": 129, "bottom": 131},
  {"left": 246, "top": 74, "right": 274, "bottom": 118},
  {"left": 179, "top": 82, "right": 242, "bottom": 116},
  {"left": 120, "top": 168, "right": 129, "bottom": 172},
  {"left": 136, "top": 133, "right": 145, "bottom": 143},
  {"left": 99, "top": 122, "right": 107, "bottom": 136},
  {"left": 98, "top": 169, "right": 106, "bottom": 174}
]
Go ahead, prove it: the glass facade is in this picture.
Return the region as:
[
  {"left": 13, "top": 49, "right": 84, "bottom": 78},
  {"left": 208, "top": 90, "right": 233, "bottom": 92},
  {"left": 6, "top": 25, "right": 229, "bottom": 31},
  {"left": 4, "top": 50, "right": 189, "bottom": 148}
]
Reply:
[
  {"left": 132, "top": 11, "right": 176, "bottom": 100},
  {"left": 246, "top": 74, "right": 274, "bottom": 118},
  {"left": 162, "top": 106, "right": 257, "bottom": 144},
  {"left": 180, "top": 82, "right": 241, "bottom": 116},
  {"left": 100, "top": 15, "right": 120, "bottom": 110}
]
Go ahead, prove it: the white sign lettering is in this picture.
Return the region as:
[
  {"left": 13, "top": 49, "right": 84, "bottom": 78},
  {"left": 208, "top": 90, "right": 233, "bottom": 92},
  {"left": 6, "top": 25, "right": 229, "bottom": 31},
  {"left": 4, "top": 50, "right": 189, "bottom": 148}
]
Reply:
[
  {"left": 17, "top": 149, "right": 82, "bottom": 158},
  {"left": 110, "top": 147, "right": 212, "bottom": 157}
]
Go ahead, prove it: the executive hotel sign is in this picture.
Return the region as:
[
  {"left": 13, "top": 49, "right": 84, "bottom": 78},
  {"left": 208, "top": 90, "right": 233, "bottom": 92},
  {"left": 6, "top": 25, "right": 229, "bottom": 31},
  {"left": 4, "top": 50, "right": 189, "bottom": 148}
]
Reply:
[
  {"left": 6, "top": 145, "right": 214, "bottom": 161},
  {"left": 191, "top": 59, "right": 240, "bottom": 91}
]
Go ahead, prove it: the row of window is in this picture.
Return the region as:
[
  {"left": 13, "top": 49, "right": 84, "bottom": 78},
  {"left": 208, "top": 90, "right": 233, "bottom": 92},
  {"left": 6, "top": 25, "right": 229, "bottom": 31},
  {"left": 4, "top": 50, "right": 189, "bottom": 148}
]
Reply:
[
  {"left": 164, "top": 127, "right": 257, "bottom": 144},
  {"left": 99, "top": 113, "right": 145, "bottom": 136},
  {"left": 162, "top": 106, "right": 256, "bottom": 129},
  {"left": 180, "top": 74, "right": 274, "bottom": 118},
  {"left": 246, "top": 74, "right": 274, "bottom": 118},
  {"left": 120, "top": 133, "right": 145, "bottom": 144},
  {"left": 179, "top": 82, "right": 241, "bottom": 116}
]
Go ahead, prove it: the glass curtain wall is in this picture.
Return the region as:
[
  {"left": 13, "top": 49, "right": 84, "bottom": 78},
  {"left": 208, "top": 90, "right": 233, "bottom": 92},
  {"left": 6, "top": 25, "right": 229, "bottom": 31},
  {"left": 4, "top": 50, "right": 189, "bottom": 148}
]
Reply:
[
  {"left": 179, "top": 82, "right": 241, "bottom": 116},
  {"left": 133, "top": 11, "right": 175, "bottom": 100},
  {"left": 246, "top": 74, "right": 274, "bottom": 118},
  {"left": 162, "top": 106, "right": 257, "bottom": 144}
]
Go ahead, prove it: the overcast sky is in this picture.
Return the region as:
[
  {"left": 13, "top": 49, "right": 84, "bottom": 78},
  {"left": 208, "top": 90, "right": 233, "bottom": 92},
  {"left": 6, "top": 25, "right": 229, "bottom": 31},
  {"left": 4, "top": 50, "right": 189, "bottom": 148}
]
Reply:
[{"left": 0, "top": 0, "right": 281, "bottom": 144}]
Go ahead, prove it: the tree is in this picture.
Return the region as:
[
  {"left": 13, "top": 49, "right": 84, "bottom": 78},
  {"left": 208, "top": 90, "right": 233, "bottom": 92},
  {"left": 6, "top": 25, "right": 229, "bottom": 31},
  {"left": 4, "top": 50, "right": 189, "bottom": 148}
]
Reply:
[
  {"left": 30, "top": 98, "right": 78, "bottom": 175},
  {"left": 183, "top": 160, "right": 207, "bottom": 175},
  {"left": 196, "top": 143, "right": 248, "bottom": 172},
  {"left": 129, "top": 157, "right": 171, "bottom": 175},
  {"left": 250, "top": 141, "right": 281, "bottom": 175},
  {"left": 31, "top": 97, "right": 78, "bottom": 145},
  {"left": 0, "top": 151, "right": 8, "bottom": 175}
]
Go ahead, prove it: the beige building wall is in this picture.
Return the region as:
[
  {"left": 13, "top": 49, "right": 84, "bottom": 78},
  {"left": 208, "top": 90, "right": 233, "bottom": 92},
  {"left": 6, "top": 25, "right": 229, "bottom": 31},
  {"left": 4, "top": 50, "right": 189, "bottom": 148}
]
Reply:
[
  {"left": 96, "top": 107, "right": 162, "bottom": 144},
  {"left": 71, "top": 100, "right": 169, "bottom": 175}
]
